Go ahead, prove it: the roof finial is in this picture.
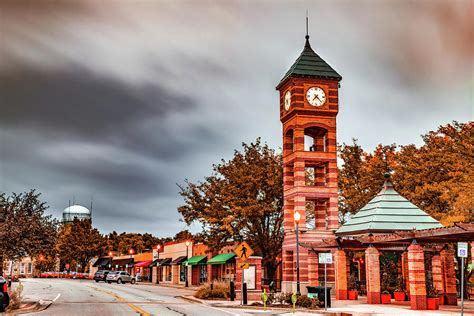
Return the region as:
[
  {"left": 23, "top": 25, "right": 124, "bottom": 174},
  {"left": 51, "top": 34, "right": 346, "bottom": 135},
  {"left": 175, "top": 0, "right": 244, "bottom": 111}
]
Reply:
[{"left": 305, "top": 10, "right": 309, "bottom": 40}]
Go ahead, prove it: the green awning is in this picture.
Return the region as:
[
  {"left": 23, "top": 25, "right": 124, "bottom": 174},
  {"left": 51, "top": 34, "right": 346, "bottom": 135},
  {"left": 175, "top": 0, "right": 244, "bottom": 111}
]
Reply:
[
  {"left": 207, "top": 253, "right": 236, "bottom": 265},
  {"left": 185, "top": 255, "right": 207, "bottom": 266}
]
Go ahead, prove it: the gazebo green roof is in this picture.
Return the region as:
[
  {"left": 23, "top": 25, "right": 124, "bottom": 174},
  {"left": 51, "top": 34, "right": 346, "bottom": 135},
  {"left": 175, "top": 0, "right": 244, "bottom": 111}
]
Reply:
[
  {"left": 276, "top": 35, "right": 342, "bottom": 89},
  {"left": 336, "top": 174, "right": 443, "bottom": 235}
]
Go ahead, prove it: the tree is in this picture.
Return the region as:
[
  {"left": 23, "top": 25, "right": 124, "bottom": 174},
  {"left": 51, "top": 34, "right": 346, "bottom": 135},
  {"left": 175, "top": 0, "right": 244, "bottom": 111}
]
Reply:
[
  {"left": 0, "top": 190, "right": 58, "bottom": 278},
  {"left": 55, "top": 218, "right": 105, "bottom": 272},
  {"left": 174, "top": 230, "right": 194, "bottom": 242},
  {"left": 338, "top": 121, "right": 473, "bottom": 225},
  {"left": 178, "top": 138, "right": 283, "bottom": 280}
]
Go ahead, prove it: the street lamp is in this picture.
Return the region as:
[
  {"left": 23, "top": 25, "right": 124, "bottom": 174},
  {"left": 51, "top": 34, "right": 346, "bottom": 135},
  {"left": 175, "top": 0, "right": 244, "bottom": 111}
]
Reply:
[
  {"left": 294, "top": 210, "right": 301, "bottom": 295},
  {"left": 108, "top": 251, "right": 113, "bottom": 257},
  {"left": 129, "top": 248, "right": 134, "bottom": 274},
  {"left": 185, "top": 241, "right": 190, "bottom": 287},
  {"left": 156, "top": 245, "right": 161, "bottom": 284}
]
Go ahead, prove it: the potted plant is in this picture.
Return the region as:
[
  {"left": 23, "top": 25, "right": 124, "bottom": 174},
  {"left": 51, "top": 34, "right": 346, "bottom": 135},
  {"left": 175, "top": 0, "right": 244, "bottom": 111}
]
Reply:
[
  {"left": 393, "top": 275, "right": 406, "bottom": 301},
  {"left": 348, "top": 273, "right": 358, "bottom": 300},
  {"left": 426, "top": 285, "right": 439, "bottom": 310},
  {"left": 381, "top": 290, "right": 392, "bottom": 304}
]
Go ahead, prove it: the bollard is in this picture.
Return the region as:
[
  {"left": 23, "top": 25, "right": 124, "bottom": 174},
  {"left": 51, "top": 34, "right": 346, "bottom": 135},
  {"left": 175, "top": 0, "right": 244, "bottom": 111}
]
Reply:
[
  {"left": 243, "top": 282, "right": 248, "bottom": 305},
  {"left": 230, "top": 281, "right": 235, "bottom": 301}
]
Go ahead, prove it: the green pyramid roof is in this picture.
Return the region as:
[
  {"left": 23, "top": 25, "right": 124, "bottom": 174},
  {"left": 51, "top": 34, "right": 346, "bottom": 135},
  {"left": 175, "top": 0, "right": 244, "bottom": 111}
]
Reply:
[
  {"left": 336, "top": 174, "right": 443, "bottom": 235},
  {"left": 277, "top": 36, "right": 342, "bottom": 89}
]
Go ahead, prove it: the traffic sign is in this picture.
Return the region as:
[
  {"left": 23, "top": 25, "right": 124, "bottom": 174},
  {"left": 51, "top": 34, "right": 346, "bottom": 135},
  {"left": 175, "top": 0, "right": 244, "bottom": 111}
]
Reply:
[
  {"left": 238, "top": 262, "right": 250, "bottom": 269},
  {"left": 235, "top": 242, "right": 254, "bottom": 261},
  {"left": 319, "top": 253, "right": 333, "bottom": 264},
  {"left": 458, "top": 242, "right": 468, "bottom": 258}
]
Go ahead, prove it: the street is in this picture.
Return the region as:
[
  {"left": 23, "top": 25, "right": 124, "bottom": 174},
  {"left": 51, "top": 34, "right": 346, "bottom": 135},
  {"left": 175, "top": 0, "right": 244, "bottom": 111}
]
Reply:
[{"left": 13, "top": 278, "right": 273, "bottom": 316}]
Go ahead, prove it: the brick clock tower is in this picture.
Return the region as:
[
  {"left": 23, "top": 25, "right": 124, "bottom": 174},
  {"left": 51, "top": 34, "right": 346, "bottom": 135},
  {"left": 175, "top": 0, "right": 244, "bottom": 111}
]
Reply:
[{"left": 276, "top": 33, "right": 342, "bottom": 293}]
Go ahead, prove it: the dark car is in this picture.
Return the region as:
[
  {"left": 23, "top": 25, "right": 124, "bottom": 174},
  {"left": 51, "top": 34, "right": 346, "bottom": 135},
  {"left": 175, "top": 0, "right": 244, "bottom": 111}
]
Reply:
[
  {"left": 0, "top": 276, "right": 10, "bottom": 312},
  {"left": 94, "top": 270, "right": 110, "bottom": 282}
]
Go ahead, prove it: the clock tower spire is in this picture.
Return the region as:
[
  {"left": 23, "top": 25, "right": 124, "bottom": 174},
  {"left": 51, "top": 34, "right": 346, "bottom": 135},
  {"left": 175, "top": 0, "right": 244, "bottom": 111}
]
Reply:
[{"left": 277, "top": 31, "right": 342, "bottom": 294}]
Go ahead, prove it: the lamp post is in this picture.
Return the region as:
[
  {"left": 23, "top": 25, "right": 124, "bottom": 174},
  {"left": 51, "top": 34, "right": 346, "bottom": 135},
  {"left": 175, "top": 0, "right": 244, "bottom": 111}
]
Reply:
[
  {"left": 294, "top": 210, "right": 301, "bottom": 295},
  {"left": 129, "top": 248, "right": 134, "bottom": 275},
  {"left": 185, "top": 241, "right": 190, "bottom": 287},
  {"left": 156, "top": 245, "right": 161, "bottom": 284}
]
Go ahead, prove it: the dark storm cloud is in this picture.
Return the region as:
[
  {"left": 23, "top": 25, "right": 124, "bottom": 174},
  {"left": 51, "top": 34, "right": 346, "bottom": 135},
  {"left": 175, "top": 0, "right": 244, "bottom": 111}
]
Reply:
[
  {"left": 1, "top": 0, "right": 471, "bottom": 237},
  {"left": 0, "top": 66, "right": 193, "bottom": 138}
]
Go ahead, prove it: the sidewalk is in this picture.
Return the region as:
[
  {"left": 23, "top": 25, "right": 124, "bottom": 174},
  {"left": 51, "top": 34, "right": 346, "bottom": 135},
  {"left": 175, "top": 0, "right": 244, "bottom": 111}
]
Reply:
[{"left": 184, "top": 294, "right": 474, "bottom": 316}]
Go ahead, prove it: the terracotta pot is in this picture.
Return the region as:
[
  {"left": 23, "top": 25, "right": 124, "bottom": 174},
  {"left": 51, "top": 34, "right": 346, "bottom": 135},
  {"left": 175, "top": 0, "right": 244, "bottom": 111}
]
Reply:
[
  {"left": 427, "top": 297, "right": 439, "bottom": 310},
  {"left": 394, "top": 292, "right": 405, "bottom": 301},
  {"left": 381, "top": 293, "right": 391, "bottom": 304},
  {"left": 348, "top": 290, "right": 358, "bottom": 300}
]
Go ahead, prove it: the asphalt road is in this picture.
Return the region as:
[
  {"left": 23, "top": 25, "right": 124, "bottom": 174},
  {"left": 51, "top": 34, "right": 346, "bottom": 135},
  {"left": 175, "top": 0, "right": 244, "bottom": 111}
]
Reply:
[{"left": 14, "top": 278, "right": 275, "bottom": 316}]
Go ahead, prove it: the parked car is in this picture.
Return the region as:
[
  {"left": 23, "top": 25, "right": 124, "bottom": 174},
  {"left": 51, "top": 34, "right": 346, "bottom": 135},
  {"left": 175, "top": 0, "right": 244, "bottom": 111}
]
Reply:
[
  {"left": 0, "top": 276, "right": 10, "bottom": 312},
  {"left": 106, "top": 271, "right": 135, "bottom": 284},
  {"left": 94, "top": 270, "right": 110, "bottom": 282}
]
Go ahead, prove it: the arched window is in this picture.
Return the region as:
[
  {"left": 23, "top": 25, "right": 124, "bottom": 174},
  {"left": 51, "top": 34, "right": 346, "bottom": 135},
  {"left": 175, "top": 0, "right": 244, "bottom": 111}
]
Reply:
[{"left": 304, "top": 126, "right": 328, "bottom": 152}]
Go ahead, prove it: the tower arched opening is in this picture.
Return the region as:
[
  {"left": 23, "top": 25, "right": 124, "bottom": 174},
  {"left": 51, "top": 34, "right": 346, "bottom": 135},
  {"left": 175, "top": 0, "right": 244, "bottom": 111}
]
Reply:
[{"left": 304, "top": 126, "right": 328, "bottom": 152}]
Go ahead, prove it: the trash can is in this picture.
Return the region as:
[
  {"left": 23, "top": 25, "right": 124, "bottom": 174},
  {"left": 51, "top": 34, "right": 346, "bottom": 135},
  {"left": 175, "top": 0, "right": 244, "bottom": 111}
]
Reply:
[{"left": 306, "top": 286, "right": 331, "bottom": 307}]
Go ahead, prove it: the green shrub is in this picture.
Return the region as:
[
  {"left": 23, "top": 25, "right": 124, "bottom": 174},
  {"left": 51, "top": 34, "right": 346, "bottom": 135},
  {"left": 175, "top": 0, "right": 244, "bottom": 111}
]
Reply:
[{"left": 194, "top": 281, "right": 230, "bottom": 299}]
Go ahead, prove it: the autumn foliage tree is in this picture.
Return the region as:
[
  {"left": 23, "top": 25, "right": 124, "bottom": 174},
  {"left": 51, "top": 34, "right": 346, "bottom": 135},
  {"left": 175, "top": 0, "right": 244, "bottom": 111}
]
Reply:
[
  {"left": 0, "top": 190, "right": 58, "bottom": 277},
  {"left": 178, "top": 139, "right": 283, "bottom": 280},
  {"left": 56, "top": 218, "right": 105, "bottom": 272},
  {"left": 339, "top": 121, "right": 473, "bottom": 225}
]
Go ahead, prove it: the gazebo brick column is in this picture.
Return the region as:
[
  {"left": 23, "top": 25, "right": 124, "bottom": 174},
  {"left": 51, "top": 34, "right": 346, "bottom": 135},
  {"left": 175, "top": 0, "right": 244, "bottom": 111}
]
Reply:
[
  {"left": 365, "top": 246, "right": 381, "bottom": 304},
  {"left": 441, "top": 249, "right": 457, "bottom": 305},
  {"left": 402, "top": 251, "right": 410, "bottom": 295},
  {"left": 308, "top": 252, "right": 319, "bottom": 285},
  {"left": 432, "top": 255, "right": 444, "bottom": 295},
  {"left": 334, "top": 249, "right": 348, "bottom": 300},
  {"left": 408, "top": 242, "right": 427, "bottom": 310}
]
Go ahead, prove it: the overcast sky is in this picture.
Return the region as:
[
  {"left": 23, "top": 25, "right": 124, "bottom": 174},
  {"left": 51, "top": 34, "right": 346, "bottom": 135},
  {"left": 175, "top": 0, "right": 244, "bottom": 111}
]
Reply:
[{"left": 0, "top": 0, "right": 472, "bottom": 237}]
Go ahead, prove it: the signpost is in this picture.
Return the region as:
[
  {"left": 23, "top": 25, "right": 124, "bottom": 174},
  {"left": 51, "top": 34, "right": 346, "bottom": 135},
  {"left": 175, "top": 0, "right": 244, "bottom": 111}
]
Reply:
[
  {"left": 458, "top": 242, "right": 468, "bottom": 316},
  {"left": 234, "top": 242, "right": 254, "bottom": 306},
  {"left": 235, "top": 241, "right": 254, "bottom": 260},
  {"left": 237, "top": 262, "right": 250, "bottom": 270},
  {"left": 318, "top": 253, "right": 333, "bottom": 310}
]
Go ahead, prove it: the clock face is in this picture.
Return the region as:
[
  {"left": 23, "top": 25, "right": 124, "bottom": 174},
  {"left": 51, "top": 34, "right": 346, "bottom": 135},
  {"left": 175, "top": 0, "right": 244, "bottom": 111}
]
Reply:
[
  {"left": 306, "top": 87, "right": 326, "bottom": 107},
  {"left": 284, "top": 91, "right": 291, "bottom": 110}
]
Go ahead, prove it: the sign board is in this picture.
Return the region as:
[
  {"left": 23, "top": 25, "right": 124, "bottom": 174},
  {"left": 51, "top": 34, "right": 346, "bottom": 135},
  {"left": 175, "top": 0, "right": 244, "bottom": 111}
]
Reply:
[
  {"left": 458, "top": 242, "right": 468, "bottom": 258},
  {"left": 243, "top": 265, "right": 256, "bottom": 290},
  {"left": 234, "top": 242, "right": 254, "bottom": 261},
  {"left": 238, "top": 262, "right": 250, "bottom": 269},
  {"left": 319, "top": 253, "right": 333, "bottom": 264}
]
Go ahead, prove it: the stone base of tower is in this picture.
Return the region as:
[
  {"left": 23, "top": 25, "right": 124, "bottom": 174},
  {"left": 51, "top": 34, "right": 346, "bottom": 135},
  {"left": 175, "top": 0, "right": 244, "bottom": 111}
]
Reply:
[{"left": 281, "top": 230, "right": 337, "bottom": 294}]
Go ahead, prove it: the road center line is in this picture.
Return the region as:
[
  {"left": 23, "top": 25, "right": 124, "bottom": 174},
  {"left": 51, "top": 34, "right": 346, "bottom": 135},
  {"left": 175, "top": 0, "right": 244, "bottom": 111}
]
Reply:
[{"left": 88, "top": 285, "right": 151, "bottom": 316}]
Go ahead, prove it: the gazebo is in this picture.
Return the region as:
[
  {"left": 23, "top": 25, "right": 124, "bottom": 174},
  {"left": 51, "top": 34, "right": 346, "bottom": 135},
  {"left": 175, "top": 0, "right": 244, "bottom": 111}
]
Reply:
[{"left": 302, "top": 173, "right": 473, "bottom": 310}]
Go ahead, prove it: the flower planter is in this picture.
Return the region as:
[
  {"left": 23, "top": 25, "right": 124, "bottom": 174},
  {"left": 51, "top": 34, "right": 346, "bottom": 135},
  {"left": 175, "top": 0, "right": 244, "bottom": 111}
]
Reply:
[
  {"left": 437, "top": 295, "right": 445, "bottom": 305},
  {"left": 348, "top": 290, "right": 358, "bottom": 300},
  {"left": 393, "top": 292, "right": 405, "bottom": 301},
  {"left": 427, "top": 297, "right": 439, "bottom": 310},
  {"left": 381, "top": 293, "right": 391, "bottom": 304}
]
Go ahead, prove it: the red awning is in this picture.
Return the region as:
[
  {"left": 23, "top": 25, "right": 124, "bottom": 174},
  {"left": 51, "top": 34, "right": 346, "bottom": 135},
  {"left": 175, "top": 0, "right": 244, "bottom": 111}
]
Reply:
[{"left": 134, "top": 260, "right": 153, "bottom": 267}]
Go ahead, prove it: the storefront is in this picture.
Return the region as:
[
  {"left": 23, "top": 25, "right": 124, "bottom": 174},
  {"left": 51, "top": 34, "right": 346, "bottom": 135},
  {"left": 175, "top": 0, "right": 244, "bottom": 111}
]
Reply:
[
  {"left": 171, "top": 256, "right": 187, "bottom": 284},
  {"left": 185, "top": 255, "right": 207, "bottom": 285},
  {"left": 111, "top": 258, "right": 134, "bottom": 274},
  {"left": 134, "top": 260, "right": 153, "bottom": 282},
  {"left": 207, "top": 252, "right": 236, "bottom": 282}
]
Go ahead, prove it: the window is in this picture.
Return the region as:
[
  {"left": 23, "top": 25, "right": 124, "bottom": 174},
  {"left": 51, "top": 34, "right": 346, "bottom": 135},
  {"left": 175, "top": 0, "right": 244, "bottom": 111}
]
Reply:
[{"left": 27, "top": 263, "right": 33, "bottom": 274}]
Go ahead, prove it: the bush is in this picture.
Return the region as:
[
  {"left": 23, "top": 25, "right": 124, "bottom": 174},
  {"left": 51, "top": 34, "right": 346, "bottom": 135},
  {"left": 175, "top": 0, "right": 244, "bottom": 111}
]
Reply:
[
  {"left": 194, "top": 281, "right": 230, "bottom": 299},
  {"left": 274, "top": 292, "right": 293, "bottom": 304},
  {"left": 7, "top": 281, "right": 24, "bottom": 311}
]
